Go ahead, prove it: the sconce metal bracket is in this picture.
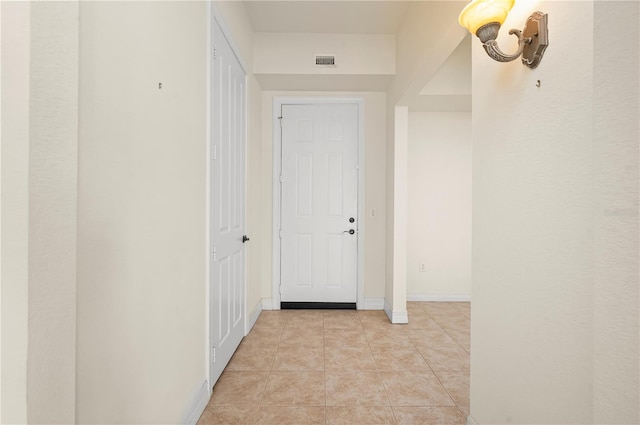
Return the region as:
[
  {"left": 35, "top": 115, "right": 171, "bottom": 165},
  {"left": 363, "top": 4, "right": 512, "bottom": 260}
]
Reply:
[{"left": 521, "top": 11, "right": 548, "bottom": 69}]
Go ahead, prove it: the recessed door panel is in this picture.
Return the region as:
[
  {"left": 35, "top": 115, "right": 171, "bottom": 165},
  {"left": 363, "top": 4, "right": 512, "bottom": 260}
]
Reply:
[
  {"left": 211, "top": 20, "right": 246, "bottom": 387},
  {"left": 280, "top": 104, "right": 358, "bottom": 303}
]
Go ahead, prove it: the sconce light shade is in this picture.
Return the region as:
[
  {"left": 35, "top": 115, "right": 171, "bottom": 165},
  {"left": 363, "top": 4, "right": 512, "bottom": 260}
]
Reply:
[
  {"left": 458, "top": 0, "right": 515, "bottom": 34},
  {"left": 458, "top": 0, "right": 548, "bottom": 69}
]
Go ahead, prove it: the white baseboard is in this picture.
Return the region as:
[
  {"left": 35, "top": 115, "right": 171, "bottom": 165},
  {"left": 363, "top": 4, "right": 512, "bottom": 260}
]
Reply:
[
  {"left": 246, "top": 301, "right": 263, "bottom": 335},
  {"left": 383, "top": 298, "right": 409, "bottom": 324},
  {"left": 467, "top": 414, "right": 479, "bottom": 425},
  {"left": 407, "top": 294, "right": 471, "bottom": 302},
  {"left": 182, "top": 380, "right": 210, "bottom": 425},
  {"left": 362, "top": 297, "right": 384, "bottom": 310},
  {"left": 383, "top": 298, "right": 393, "bottom": 322},
  {"left": 261, "top": 298, "right": 273, "bottom": 310}
]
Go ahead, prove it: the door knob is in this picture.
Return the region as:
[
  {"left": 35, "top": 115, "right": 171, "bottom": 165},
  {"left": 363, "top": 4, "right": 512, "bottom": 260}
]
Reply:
[
  {"left": 242, "top": 235, "right": 250, "bottom": 243},
  {"left": 349, "top": 217, "right": 355, "bottom": 223},
  {"left": 343, "top": 229, "right": 355, "bottom": 235}
]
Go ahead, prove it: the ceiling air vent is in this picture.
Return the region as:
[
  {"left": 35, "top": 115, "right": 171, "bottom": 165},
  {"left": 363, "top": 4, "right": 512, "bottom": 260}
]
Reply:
[{"left": 315, "top": 55, "right": 336, "bottom": 66}]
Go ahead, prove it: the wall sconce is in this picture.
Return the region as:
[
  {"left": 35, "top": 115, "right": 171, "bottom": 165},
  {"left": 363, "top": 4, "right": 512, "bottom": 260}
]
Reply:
[{"left": 459, "top": 0, "right": 548, "bottom": 69}]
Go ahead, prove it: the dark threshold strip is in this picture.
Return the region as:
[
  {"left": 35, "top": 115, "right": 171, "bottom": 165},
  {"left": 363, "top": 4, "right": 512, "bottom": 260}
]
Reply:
[{"left": 281, "top": 302, "right": 357, "bottom": 310}]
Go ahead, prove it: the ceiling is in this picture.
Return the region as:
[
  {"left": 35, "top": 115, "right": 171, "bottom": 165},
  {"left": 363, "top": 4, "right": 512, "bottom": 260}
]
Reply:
[
  {"left": 244, "top": 1, "right": 412, "bottom": 34},
  {"left": 244, "top": 1, "right": 471, "bottom": 111}
]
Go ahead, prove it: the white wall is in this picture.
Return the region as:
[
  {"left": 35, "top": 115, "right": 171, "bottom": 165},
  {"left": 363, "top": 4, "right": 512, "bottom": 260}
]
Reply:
[
  {"left": 1, "top": 2, "right": 79, "bottom": 422},
  {"left": 407, "top": 112, "right": 471, "bottom": 300},
  {"left": 77, "top": 2, "right": 207, "bottom": 422},
  {"left": 470, "top": 1, "right": 639, "bottom": 423},
  {"left": 260, "top": 91, "right": 387, "bottom": 307}
]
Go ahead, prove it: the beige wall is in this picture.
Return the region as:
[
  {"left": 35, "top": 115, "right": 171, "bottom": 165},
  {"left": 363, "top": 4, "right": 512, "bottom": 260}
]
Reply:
[
  {"left": 214, "top": 1, "right": 253, "bottom": 70},
  {"left": 253, "top": 33, "right": 395, "bottom": 76},
  {"left": 77, "top": 2, "right": 207, "bottom": 422},
  {"left": 407, "top": 112, "right": 471, "bottom": 300},
  {"left": 1, "top": 2, "right": 79, "bottom": 422},
  {"left": 384, "top": 1, "right": 467, "bottom": 319},
  {"left": 28, "top": 3, "right": 79, "bottom": 422},
  {"left": 260, "top": 91, "right": 387, "bottom": 305},
  {"left": 247, "top": 74, "right": 264, "bottom": 318},
  {"left": 1, "top": 2, "right": 31, "bottom": 422},
  {"left": 592, "top": 2, "right": 639, "bottom": 421},
  {"left": 470, "top": 1, "right": 639, "bottom": 423}
]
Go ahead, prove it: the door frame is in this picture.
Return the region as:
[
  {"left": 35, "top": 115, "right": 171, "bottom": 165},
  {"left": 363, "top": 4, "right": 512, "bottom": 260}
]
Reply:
[
  {"left": 272, "top": 97, "right": 365, "bottom": 309},
  {"left": 207, "top": 4, "right": 249, "bottom": 390}
]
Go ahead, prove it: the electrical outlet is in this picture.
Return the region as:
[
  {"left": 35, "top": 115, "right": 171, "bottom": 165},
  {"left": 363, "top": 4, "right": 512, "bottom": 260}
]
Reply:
[{"left": 419, "top": 262, "right": 426, "bottom": 272}]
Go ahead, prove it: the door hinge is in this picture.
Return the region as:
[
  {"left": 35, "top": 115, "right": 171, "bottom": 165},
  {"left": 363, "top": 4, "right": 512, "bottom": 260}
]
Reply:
[
  {"left": 278, "top": 116, "right": 283, "bottom": 127},
  {"left": 213, "top": 45, "right": 217, "bottom": 60},
  {"left": 279, "top": 229, "right": 282, "bottom": 239},
  {"left": 212, "top": 347, "right": 216, "bottom": 363},
  {"left": 212, "top": 247, "right": 217, "bottom": 261},
  {"left": 213, "top": 145, "right": 217, "bottom": 160},
  {"left": 279, "top": 174, "right": 283, "bottom": 183}
]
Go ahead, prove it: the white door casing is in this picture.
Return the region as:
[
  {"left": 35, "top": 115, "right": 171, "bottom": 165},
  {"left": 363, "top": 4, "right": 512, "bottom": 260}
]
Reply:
[
  {"left": 279, "top": 103, "right": 359, "bottom": 303},
  {"left": 210, "top": 18, "right": 246, "bottom": 387}
]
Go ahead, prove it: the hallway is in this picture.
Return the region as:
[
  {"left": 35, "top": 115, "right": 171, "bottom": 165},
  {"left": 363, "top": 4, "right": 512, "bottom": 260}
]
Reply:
[{"left": 198, "top": 302, "right": 470, "bottom": 425}]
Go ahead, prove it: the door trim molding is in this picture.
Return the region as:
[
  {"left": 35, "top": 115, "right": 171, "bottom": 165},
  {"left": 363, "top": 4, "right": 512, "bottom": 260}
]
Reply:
[{"left": 272, "top": 97, "right": 366, "bottom": 310}]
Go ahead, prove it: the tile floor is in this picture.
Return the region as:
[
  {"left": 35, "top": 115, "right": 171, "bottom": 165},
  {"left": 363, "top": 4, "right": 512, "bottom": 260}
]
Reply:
[{"left": 198, "top": 301, "right": 470, "bottom": 425}]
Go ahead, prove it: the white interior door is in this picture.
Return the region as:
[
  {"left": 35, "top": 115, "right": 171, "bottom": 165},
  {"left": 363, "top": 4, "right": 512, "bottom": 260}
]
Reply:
[
  {"left": 280, "top": 104, "right": 359, "bottom": 303},
  {"left": 210, "top": 19, "right": 246, "bottom": 386}
]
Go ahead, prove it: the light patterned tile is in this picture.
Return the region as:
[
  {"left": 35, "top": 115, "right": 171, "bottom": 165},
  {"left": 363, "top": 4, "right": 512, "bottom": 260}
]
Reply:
[
  {"left": 210, "top": 372, "right": 268, "bottom": 405},
  {"left": 254, "top": 406, "right": 325, "bottom": 425},
  {"left": 404, "top": 314, "right": 439, "bottom": 330},
  {"left": 418, "top": 343, "right": 470, "bottom": 374},
  {"left": 406, "top": 328, "right": 457, "bottom": 347},
  {"left": 254, "top": 311, "right": 288, "bottom": 328},
  {"left": 358, "top": 311, "right": 392, "bottom": 329},
  {"left": 206, "top": 303, "right": 472, "bottom": 425},
  {"left": 406, "top": 303, "right": 426, "bottom": 316},
  {"left": 364, "top": 327, "right": 411, "bottom": 345},
  {"left": 323, "top": 310, "right": 359, "bottom": 317},
  {"left": 392, "top": 406, "right": 466, "bottom": 425},
  {"left": 437, "top": 372, "right": 470, "bottom": 411},
  {"left": 197, "top": 405, "right": 258, "bottom": 425},
  {"left": 369, "top": 342, "right": 429, "bottom": 371},
  {"left": 273, "top": 345, "right": 324, "bottom": 371},
  {"left": 326, "top": 371, "right": 390, "bottom": 406},
  {"left": 283, "top": 310, "right": 324, "bottom": 324},
  {"left": 429, "top": 315, "right": 470, "bottom": 331},
  {"left": 261, "top": 372, "right": 325, "bottom": 406},
  {"left": 324, "top": 314, "right": 363, "bottom": 330},
  {"left": 446, "top": 327, "right": 470, "bottom": 339},
  {"left": 243, "top": 326, "right": 283, "bottom": 346},
  {"left": 279, "top": 327, "right": 324, "bottom": 346},
  {"left": 324, "top": 327, "right": 368, "bottom": 346},
  {"left": 226, "top": 342, "right": 277, "bottom": 371},
  {"left": 326, "top": 406, "right": 397, "bottom": 425},
  {"left": 325, "top": 343, "right": 376, "bottom": 371},
  {"left": 380, "top": 371, "right": 454, "bottom": 407}
]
